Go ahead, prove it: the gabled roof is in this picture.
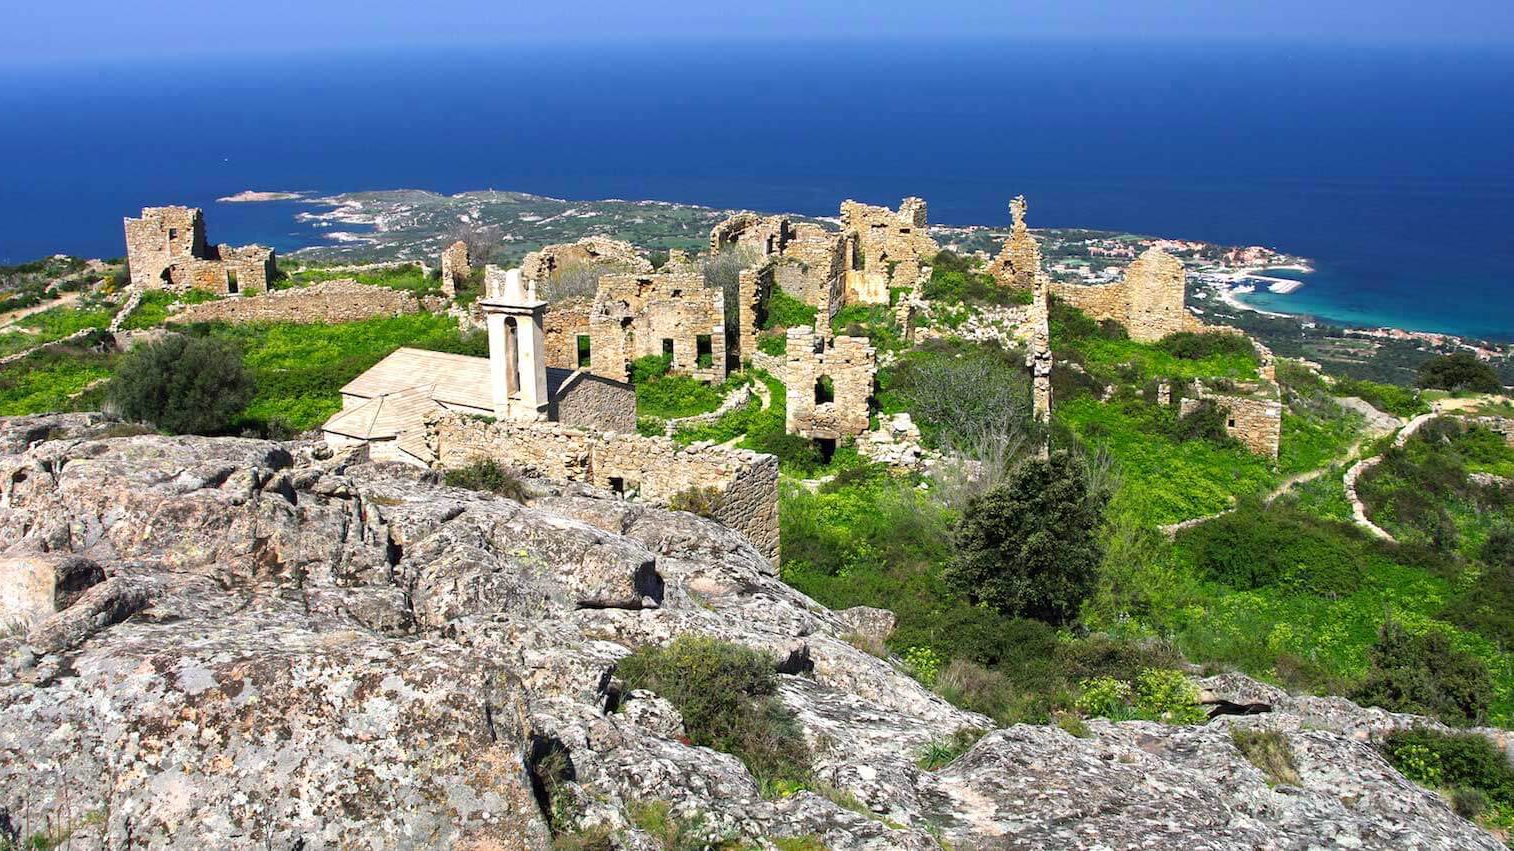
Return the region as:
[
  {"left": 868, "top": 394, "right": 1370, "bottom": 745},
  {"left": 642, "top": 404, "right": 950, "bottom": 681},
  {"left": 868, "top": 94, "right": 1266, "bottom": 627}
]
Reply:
[
  {"left": 322, "top": 384, "right": 444, "bottom": 441},
  {"left": 339, "top": 346, "right": 581, "bottom": 410}
]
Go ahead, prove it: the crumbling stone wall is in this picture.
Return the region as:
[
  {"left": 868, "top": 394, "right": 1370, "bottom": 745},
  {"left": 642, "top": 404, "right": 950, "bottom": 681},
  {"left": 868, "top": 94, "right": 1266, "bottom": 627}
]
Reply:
[
  {"left": 123, "top": 206, "right": 275, "bottom": 295},
  {"left": 711, "top": 215, "right": 849, "bottom": 319},
  {"left": 988, "top": 196, "right": 1039, "bottom": 292},
  {"left": 1181, "top": 389, "right": 1282, "bottom": 458},
  {"left": 543, "top": 297, "right": 594, "bottom": 370},
  {"left": 167, "top": 280, "right": 421, "bottom": 325},
  {"left": 551, "top": 371, "right": 636, "bottom": 434},
  {"left": 440, "top": 241, "right": 470, "bottom": 299},
  {"left": 1470, "top": 417, "right": 1514, "bottom": 447},
  {"left": 840, "top": 197, "right": 939, "bottom": 301},
  {"left": 1028, "top": 273, "right": 1054, "bottom": 421},
  {"left": 1050, "top": 247, "right": 1202, "bottom": 343},
  {"left": 521, "top": 237, "right": 650, "bottom": 286},
  {"left": 737, "top": 262, "right": 776, "bottom": 364},
  {"left": 590, "top": 272, "right": 727, "bottom": 383},
  {"left": 425, "top": 412, "right": 779, "bottom": 561},
  {"left": 783, "top": 325, "right": 876, "bottom": 440}
]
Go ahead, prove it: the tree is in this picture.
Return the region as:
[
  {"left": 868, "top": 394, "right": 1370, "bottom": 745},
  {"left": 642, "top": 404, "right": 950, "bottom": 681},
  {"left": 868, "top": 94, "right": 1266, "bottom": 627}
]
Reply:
[
  {"left": 106, "top": 335, "right": 253, "bottom": 435},
  {"left": 1352, "top": 620, "right": 1491, "bottom": 726},
  {"left": 1417, "top": 352, "right": 1501, "bottom": 394},
  {"left": 945, "top": 450, "right": 1108, "bottom": 625}
]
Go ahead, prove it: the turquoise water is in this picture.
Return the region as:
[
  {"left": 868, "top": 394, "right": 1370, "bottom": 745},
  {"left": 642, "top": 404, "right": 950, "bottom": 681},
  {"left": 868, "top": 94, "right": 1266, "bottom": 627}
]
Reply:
[{"left": 1, "top": 42, "right": 1510, "bottom": 339}]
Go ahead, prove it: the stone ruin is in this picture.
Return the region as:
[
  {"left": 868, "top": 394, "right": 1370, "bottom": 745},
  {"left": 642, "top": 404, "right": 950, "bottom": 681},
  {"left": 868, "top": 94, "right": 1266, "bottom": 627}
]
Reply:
[
  {"left": 588, "top": 271, "right": 729, "bottom": 384},
  {"left": 167, "top": 279, "right": 438, "bottom": 325},
  {"left": 1050, "top": 246, "right": 1204, "bottom": 343},
  {"left": 439, "top": 240, "right": 470, "bottom": 299},
  {"left": 123, "top": 206, "right": 276, "bottom": 296},
  {"left": 987, "top": 195, "right": 1039, "bottom": 292},
  {"left": 710, "top": 213, "right": 852, "bottom": 319},
  {"left": 425, "top": 411, "right": 780, "bottom": 561},
  {"left": 783, "top": 324, "right": 876, "bottom": 446},
  {"left": 520, "top": 236, "right": 651, "bottom": 290},
  {"left": 1180, "top": 381, "right": 1283, "bottom": 459},
  {"left": 840, "top": 196, "right": 940, "bottom": 302}
]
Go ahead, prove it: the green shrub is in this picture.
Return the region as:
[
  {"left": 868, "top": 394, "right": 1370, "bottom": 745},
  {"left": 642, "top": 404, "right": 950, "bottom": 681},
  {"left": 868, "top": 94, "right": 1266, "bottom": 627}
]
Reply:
[
  {"left": 443, "top": 458, "right": 527, "bottom": 501},
  {"left": 1417, "top": 352, "right": 1502, "bottom": 394},
  {"left": 1157, "top": 331, "right": 1254, "bottom": 361},
  {"left": 1451, "top": 786, "right": 1490, "bottom": 820},
  {"left": 921, "top": 265, "right": 1017, "bottom": 307},
  {"left": 1132, "top": 668, "right": 1206, "bottom": 724},
  {"left": 106, "top": 335, "right": 253, "bottom": 435},
  {"left": 1352, "top": 621, "right": 1492, "bottom": 726},
  {"left": 946, "top": 451, "right": 1108, "bottom": 624},
  {"left": 747, "top": 429, "right": 823, "bottom": 474},
  {"left": 1231, "top": 728, "right": 1300, "bottom": 786},
  {"left": 1178, "top": 507, "right": 1366, "bottom": 595},
  {"left": 1381, "top": 728, "right": 1514, "bottom": 806},
  {"left": 630, "top": 353, "right": 672, "bottom": 384},
  {"left": 762, "top": 290, "right": 817, "bottom": 330},
  {"left": 669, "top": 485, "right": 723, "bottom": 518},
  {"left": 902, "top": 645, "right": 943, "bottom": 686},
  {"left": 1075, "top": 676, "right": 1133, "bottom": 719},
  {"left": 1333, "top": 377, "right": 1428, "bottom": 418},
  {"left": 1168, "top": 398, "right": 1234, "bottom": 445},
  {"left": 617, "top": 635, "right": 811, "bottom": 789},
  {"left": 636, "top": 374, "right": 728, "bottom": 419},
  {"left": 757, "top": 332, "right": 787, "bottom": 357}
]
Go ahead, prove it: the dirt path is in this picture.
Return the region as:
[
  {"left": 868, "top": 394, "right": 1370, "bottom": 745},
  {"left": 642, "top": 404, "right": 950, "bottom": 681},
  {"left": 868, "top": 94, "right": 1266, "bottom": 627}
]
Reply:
[{"left": 0, "top": 290, "right": 83, "bottom": 331}]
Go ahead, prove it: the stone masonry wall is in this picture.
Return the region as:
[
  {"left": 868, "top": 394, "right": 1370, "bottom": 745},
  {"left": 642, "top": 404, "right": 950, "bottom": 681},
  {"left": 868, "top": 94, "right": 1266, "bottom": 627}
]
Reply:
[
  {"left": 1181, "top": 392, "right": 1282, "bottom": 458},
  {"left": 711, "top": 215, "right": 849, "bottom": 319},
  {"left": 543, "top": 297, "right": 594, "bottom": 370},
  {"left": 988, "top": 196, "right": 1039, "bottom": 292},
  {"left": 167, "top": 280, "right": 421, "bottom": 325},
  {"left": 425, "top": 412, "right": 779, "bottom": 561},
  {"left": 551, "top": 372, "right": 637, "bottom": 434},
  {"left": 589, "top": 272, "right": 727, "bottom": 383},
  {"left": 737, "top": 262, "right": 776, "bottom": 365},
  {"left": 840, "top": 197, "right": 939, "bottom": 298},
  {"left": 440, "top": 240, "right": 470, "bottom": 299},
  {"left": 124, "top": 206, "right": 207, "bottom": 288},
  {"left": 521, "top": 237, "right": 650, "bottom": 286},
  {"left": 784, "top": 326, "right": 876, "bottom": 440},
  {"left": 1050, "top": 247, "right": 1202, "bottom": 343}
]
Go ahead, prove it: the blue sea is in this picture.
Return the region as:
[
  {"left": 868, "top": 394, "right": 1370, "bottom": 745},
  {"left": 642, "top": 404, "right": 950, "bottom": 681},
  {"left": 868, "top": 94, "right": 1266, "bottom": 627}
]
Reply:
[{"left": 1, "top": 41, "right": 1511, "bottom": 339}]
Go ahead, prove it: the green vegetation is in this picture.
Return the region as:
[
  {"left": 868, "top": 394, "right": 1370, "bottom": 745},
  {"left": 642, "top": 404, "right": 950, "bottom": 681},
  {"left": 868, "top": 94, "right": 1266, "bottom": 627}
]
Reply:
[
  {"left": 761, "top": 290, "right": 817, "bottom": 330},
  {"left": 444, "top": 458, "right": 527, "bottom": 501},
  {"left": 1418, "top": 352, "right": 1503, "bottom": 394},
  {"left": 1279, "top": 405, "right": 1363, "bottom": 476},
  {"left": 636, "top": 373, "right": 744, "bottom": 420},
  {"left": 1353, "top": 620, "right": 1492, "bottom": 725},
  {"left": 877, "top": 338, "right": 1031, "bottom": 452},
  {"left": 1157, "top": 331, "right": 1256, "bottom": 361},
  {"left": 922, "top": 250, "right": 1028, "bottom": 306},
  {"left": 757, "top": 331, "right": 787, "bottom": 357},
  {"left": 1073, "top": 668, "right": 1206, "bottom": 724},
  {"left": 1381, "top": 728, "right": 1514, "bottom": 828},
  {"left": 1051, "top": 300, "right": 1259, "bottom": 384},
  {"left": 668, "top": 485, "right": 724, "bottom": 518},
  {"left": 0, "top": 300, "right": 115, "bottom": 358},
  {"left": 947, "top": 451, "right": 1108, "bottom": 624},
  {"left": 106, "top": 336, "right": 253, "bottom": 435},
  {"left": 120, "top": 289, "right": 219, "bottom": 330},
  {"left": 617, "top": 635, "right": 811, "bottom": 792},
  {"left": 630, "top": 353, "right": 673, "bottom": 384},
  {"left": 831, "top": 303, "right": 903, "bottom": 353},
  {"left": 1333, "top": 376, "right": 1429, "bottom": 418},
  {"left": 1231, "top": 728, "right": 1300, "bottom": 786},
  {"left": 0, "top": 345, "right": 115, "bottom": 416}
]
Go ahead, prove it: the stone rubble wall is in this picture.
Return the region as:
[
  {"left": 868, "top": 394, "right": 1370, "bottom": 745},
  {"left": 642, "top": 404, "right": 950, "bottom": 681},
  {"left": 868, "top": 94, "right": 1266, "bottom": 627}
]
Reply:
[
  {"left": 542, "top": 297, "right": 594, "bottom": 370},
  {"left": 661, "top": 383, "right": 754, "bottom": 436},
  {"left": 124, "top": 206, "right": 275, "bottom": 296},
  {"left": 166, "top": 280, "right": 423, "bottom": 325},
  {"left": 425, "top": 412, "right": 779, "bottom": 561},
  {"left": 520, "top": 236, "right": 650, "bottom": 285},
  {"left": 1181, "top": 391, "right": 1283, "bottom": 458},
  {"left": 987, "top": 195, "right": 1040, "bottom": 293},
  {"left": 551, "top": 372, "right": 637, "bottom": 434},
  {"left": 712, "top": 215, "right": 850, "bottom": 320},
  {"left": 1050, "top": 246, "right": 1204, "bottom": 343},
  {"left": 1469, "top": 416, "right": 1514, "bottom": 447},
  {"left": 783, "top": 326, "right": 876, "bottom": 440},
  {"left": 439, "top": 240, "right": 470, "bottom": 299},
  {"left": 737, "top": 261, "right": 776, "bottom": 365},
  {"left": 840, "top": 197, "right": 940, "bottom": 295},
  {"left": 590, "top": 272, "right": 727, "bottom": 383}
]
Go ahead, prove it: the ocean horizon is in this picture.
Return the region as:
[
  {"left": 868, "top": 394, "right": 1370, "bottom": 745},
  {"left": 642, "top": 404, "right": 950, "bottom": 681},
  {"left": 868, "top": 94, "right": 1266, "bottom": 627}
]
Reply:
[{"left": 2, "top": 40, "right": 1511, "bottom": 339}]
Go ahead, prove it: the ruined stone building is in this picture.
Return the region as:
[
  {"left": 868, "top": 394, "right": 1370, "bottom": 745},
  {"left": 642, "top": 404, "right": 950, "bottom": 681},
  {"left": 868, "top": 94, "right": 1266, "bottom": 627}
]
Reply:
[
  {"left": 783, "top": 324, "right": 876, "bottom": 450},
  {"left": 123, "top": 206, "right": 276, "bottom": 295},
  {"left": 520, "top": 236, "right": 651, "bottom": 290},
  {"left": 710, "top": 213, "right": 852, "bottom": 320},
  {"left": 587, "top": 271, "right": 729, "bottom": 384},
  {"left": 439, "top": 240, "right": 470, "bottom": 299},
  {"left": 988, "top": 196, "right": 1040, "bottom": 292},
  {"left": 1050, "top": 246, "right": 1204, "bottom": 343},
  {"left": 840, "top": 197, "right": 940, "bottom": 303},
  {"left": 322, "top": 268, "right": 633, "bottom": 465},
  {"left": 1180, "top": 381, "right": 1283, "bottom": 459}
]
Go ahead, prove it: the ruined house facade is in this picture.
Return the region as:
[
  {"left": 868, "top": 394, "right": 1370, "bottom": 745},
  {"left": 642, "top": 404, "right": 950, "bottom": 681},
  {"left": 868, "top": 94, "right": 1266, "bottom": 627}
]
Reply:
[
  {"left": 1050, "top": 246, "right": 1203, "bottom": 343},
  {"left": 123, "top": 206, "right": 275, "bottom": 295},
  {"left": 840, "top": 197, "right": 939, "bottom": 303},
  {"left": 710, "top": 214, "right": 851, "bottom": 320},
  {"left": 1180, "top": 385, "right": 1283, "bottom": 459},
  {"left": 589, "top": 271, "right": 728, "bottom": 384},
  {"left": 520, "top": 236, "right": 651, "bottom": 288},
  {"left": 988, "top": 195, "right": 1040, "bottom": 292},
  {"left": 440, "top": 241, "right": 470, "bottom": 299},
  {"left": 783, "top": 325, "right": 876, "bottom": 443}
]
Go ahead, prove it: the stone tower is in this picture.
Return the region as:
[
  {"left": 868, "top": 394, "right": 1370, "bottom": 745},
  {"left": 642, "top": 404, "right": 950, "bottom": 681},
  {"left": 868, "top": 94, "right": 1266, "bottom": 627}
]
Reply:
[
  {"left": 988, "top": 195, "right": 1040, "bottom": 290},
  {"left": 480, "top": 267, "right": 549, "bottom": 421}
]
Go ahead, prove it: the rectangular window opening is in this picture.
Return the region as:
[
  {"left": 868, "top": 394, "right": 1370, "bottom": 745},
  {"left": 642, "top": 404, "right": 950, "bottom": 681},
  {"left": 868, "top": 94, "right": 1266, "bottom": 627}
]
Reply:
[
  {"left": 696, "top": 334, "right": 713, "bottom": 369},
  {"left": 576, "top": 335, "right": 592, "bottom": 368}
]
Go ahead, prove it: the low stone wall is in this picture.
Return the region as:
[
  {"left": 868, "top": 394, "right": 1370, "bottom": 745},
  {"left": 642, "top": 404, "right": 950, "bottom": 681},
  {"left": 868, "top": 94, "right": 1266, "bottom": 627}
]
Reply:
[
  {"left": 663, "top": 384, "right": 754, "bottom": 436},
  {"left": 1470, "top": 416, "right": 1514, "bottom": 446},
  {"left": 1182, "top": 392, "right": 1282, "bottom": 458},
  {"left": 167, "top": 280, "right": 422, "bottom": 325},
  {"left": 425, "top": 412, "right": 779, "bottom": 561}
]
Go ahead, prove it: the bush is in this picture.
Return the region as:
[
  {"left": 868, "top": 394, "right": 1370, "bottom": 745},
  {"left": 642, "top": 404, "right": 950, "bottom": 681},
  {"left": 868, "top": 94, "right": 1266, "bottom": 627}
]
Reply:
[
  {"left": 1158, "top": 331, "right": 1254, "bottom": 361},
  {"left": 757, "top": 332, "right": 787, "bottom": 357},
  {"left": 1168, "top": 398, "right": 1233, "bottom": 445},
  {"left": 761, "top": 289, "right": 818, "bottom": 331},
  {"left": 443, "top": 458, "right": 528, "bottom": 501},
  {"left": 1381, "top": 728, "right": 1514, "bottom": 806},
  {"left": 946, "top": 451, "right": 1108, "bottom": 624},
  {"left": 1352, "top": 621, "right": 1492, "bottom": 726},
  {"left": 747, "top": 429, "right": 823, "bottom": 474},
  {"left": 1179, "top": 507, "right": 1365, "bottom": 595},
  {"left": 1075, "top": 676, "right": 1132, "bottom": 719},
  {"left": 1417, "top": 352, "right": 1502, "bottom": 394},
  {"left": 630, "top": 353, "right": 672, "bottom": 384},
  {"left": 617, "top": 635, "right": 811, "bottom": 789},
  {"left": 1231, "top": 728, "right": 1300, "bottom": 786},
  {"left": 668, "top": 486, "right": 723, "bottom": 518},
  {"left": 1132, "top": 668, "right": 1206, "bottom": 724},
  {"left": 1333, "top": 377, "right": 1429, "bottom": 418},
  {"left": 105, "top": 335, "right": 253, "bottom": 435}
]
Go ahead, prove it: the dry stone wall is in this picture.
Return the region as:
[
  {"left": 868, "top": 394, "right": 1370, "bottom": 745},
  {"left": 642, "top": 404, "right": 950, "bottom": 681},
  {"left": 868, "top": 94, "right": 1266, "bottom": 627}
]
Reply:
[
  {"left": 167, "top": 280, "right": 422, "bottom": 325},
  {"left": 590, "top": 272, "right": 727, "bottom": 383},
  {"left": 440, "top": 240, "right": 470, "bottom": 299},
  {"left": 840, "top": 197, "right": 938, "bottom": 298},
  {"left": 988, "top": 196, "right": 1039, "bottom": 292},
  {"left": 425, "top": 412, "right": 779, "bottom": 560},
  {"left": 543, "top": 297, "right": 594, "bottom": 370},
  {"left": 1181, "top": 390, "right": 1283, "bottom": 458},
  {"left": 784, "top": 326, "right": 876, "bottom": 440},
  {"left": 711, "top": 215, "right": 850, "bottom": 319},
  {"left": 1050, "top": 246, "right": 1203, "bottom": 343},
  {"left": 521, "top": 237, "right": 650, "bottom": 286}
]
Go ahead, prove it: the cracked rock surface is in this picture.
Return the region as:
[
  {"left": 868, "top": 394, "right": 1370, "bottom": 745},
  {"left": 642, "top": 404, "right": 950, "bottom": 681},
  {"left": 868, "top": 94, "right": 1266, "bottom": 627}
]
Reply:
[{"left": 0, "top": 413, "right": 1502, "bottom": 849}]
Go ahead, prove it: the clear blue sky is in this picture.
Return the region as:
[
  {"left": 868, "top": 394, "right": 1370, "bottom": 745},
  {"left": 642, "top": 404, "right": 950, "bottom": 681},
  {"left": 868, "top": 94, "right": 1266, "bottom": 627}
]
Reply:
[{"left": 5, "top": 0, "right": 1513, "bottom": 66}]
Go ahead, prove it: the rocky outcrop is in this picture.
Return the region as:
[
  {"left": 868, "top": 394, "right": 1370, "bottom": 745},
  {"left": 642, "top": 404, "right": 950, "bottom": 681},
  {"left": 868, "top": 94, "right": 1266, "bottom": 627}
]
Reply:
[{"left": 0, "top": 413, "right": 1502, "bottom": 849}]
